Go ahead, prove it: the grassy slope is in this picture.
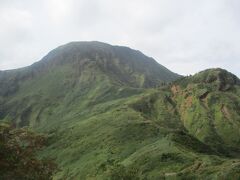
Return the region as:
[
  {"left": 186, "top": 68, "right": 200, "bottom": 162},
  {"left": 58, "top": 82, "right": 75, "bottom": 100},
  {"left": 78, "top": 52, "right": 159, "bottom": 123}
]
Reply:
[
  {"left": 40, "top": 85, "right": 240, "bottom": 179},
  {"left": 1, "top": 67, "right": 240, "bottom": 179}
]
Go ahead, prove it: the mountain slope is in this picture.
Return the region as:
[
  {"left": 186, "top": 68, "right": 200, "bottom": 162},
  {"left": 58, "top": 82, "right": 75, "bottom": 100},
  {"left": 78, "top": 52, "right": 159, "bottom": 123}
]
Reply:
[
  {"left": 40, "top": 68, "right": 240, "bottom": 179},
  {"left": 0, "top": 42, "right": 240, "bottom": 179},
  {"left": 0, "top": 41, "right": 180, "bottom": 129}
]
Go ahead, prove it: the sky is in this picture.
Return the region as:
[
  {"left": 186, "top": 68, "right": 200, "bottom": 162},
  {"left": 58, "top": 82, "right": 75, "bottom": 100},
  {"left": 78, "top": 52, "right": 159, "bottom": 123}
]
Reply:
[{"left": 0, "top": 0, "right": 239, "bottom": 77}]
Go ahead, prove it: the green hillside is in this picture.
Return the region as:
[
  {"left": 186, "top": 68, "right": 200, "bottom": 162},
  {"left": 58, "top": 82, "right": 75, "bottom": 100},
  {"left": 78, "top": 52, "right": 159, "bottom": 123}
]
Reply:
[{"left": 0, "top": 42, "right": 240, "bottom": 179}]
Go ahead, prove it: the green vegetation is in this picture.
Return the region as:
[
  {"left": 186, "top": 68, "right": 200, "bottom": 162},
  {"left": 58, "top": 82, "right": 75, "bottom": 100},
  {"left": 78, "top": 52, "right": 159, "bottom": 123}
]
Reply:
[
  {"left": 173, "top": 68, "right": 240, "bottom": 155},
  {"left": 0, "top": 123, "right": 57, "bottom": 179},
  {"left": 0, "top": 42, "right": 240, "bottom": 179}
]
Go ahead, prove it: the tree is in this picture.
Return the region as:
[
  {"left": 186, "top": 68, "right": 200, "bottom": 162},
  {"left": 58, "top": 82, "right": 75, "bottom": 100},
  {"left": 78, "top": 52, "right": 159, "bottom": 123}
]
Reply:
[{"left": 0, "top": 123, "right": 57, "bottom": 180}]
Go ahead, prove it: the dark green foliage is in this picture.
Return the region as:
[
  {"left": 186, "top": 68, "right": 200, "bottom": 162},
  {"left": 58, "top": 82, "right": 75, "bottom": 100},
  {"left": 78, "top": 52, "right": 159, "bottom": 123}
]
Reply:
[
  {"left": 107, "top": 164, "right": 139, "bottom": 180},
  {"left": 0, "top": 123, "right": 57, "bottom": 180},
  {"left": 169, "top": 131, "right": 215, "bottom": 154}
]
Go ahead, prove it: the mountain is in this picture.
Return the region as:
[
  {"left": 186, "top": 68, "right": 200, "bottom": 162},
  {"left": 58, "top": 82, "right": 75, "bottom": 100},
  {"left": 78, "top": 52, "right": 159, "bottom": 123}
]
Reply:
[
  {"left": 0, "top": 41, "right": 180, "bottom": 128},
  {"left": 173, "top": 68, "right": 240, "bottom": 154},
  {"left": 0, "top": 42, "right": 240, "bottom": 179}
]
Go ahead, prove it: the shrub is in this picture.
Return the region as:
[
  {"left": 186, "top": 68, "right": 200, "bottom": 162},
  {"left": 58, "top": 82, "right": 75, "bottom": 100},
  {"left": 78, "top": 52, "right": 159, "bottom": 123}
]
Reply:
[{"left": 0, "top": 123, "right": 57, "bottom": 180}]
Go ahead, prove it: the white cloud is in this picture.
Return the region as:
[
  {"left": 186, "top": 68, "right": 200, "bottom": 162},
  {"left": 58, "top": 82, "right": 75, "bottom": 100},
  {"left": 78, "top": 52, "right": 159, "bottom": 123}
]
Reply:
[{"left": 0, "top": 0, "right": 239, "bottom": 77}]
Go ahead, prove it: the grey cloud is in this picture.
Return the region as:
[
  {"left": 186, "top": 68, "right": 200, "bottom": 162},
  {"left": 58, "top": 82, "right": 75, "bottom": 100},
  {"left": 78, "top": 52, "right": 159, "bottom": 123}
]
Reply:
[{"left": 0, "top": 0, "right": 239, "bottom": 77}]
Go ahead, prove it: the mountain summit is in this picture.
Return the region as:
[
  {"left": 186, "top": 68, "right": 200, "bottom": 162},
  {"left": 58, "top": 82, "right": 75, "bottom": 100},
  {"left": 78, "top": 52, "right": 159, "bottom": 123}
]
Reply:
[{"left": 32, "top": 41, "right": 180, "bottom": 87}]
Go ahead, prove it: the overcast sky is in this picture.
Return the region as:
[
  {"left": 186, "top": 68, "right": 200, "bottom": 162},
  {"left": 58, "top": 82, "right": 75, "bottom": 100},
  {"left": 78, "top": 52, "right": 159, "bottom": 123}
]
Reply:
[{"left": 0, "top": 0, "right": 239, "bottom": 76}]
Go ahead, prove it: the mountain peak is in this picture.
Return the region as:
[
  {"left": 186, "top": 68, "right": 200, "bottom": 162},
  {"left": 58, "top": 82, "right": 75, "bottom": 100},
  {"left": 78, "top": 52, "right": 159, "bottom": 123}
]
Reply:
[
  {"left": 30, "top": 41, "right": 181, "bottom": 88},
  {"left": 0, "top": 42, "right": 181, "bottom": 98},
  {"left": 194, "top": 68, "right": 240, "bottom": 87},
  {"left": 175, "top": 68, "right": 240, "bottom": 92},
  {"left": 41, "top": 41, "right": 148, "bottom": 64}
]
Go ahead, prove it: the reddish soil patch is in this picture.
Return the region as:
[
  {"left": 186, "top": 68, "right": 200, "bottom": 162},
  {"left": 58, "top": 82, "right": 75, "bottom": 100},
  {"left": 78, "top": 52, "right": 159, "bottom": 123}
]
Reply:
[
  {"left": 185, "top": 96, "right": 193, "bottom": 108},
  {"left": 171, "top": 85, "right": 181, "bottom": 95},
  {"left": 221, "top": 105, "right": 231, "bottom": 119}
]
